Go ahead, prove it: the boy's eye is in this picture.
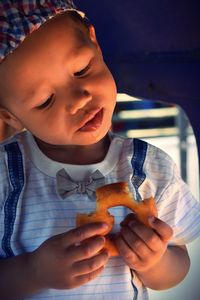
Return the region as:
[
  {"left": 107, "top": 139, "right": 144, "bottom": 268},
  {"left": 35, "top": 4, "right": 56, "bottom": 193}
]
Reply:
[
  {"left": 74, "top": 64, "right": 90, "bottom": 77},
  {"left": 36, "top": 94, "right": 54, "bottom": 110}
]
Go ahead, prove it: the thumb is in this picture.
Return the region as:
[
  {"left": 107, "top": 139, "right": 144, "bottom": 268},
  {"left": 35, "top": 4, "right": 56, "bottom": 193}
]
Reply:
[{"left": 148, "top": 216, "right": 173, "bottom": 242}]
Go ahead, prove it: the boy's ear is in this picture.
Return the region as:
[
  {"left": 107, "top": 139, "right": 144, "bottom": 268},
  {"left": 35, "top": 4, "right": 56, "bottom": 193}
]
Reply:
[
  {"left": 88, "top": 25, "right": 102, "bottom": 54},
  {"left": 0, "top": 109, "right": 24, "bottom": 131}
]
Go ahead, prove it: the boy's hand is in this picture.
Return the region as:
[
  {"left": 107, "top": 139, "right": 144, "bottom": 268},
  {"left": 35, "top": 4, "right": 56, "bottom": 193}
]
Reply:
[
  {"left": 29, "top": 223, "right": 109, "bottom": 290},
  {"left": 114, "top": 214, "right": 173, "bottom": 272}
]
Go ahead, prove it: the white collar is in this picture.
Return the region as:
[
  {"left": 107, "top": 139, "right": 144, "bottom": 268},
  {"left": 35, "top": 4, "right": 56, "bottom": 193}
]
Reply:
[{"left": 23, "top": 131, "right": 123, "bottom": 181}]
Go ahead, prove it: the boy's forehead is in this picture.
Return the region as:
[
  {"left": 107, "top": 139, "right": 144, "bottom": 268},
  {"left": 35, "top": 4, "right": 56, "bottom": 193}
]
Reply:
[
  {"left": 39, "top": 12, "right": 89, "bottom": 48},
  {"left": 29, "top": 12, "right": 90, "bottom": 53},
  {"left": 1, "top": 13, "right": 89, "bottom": 68}
]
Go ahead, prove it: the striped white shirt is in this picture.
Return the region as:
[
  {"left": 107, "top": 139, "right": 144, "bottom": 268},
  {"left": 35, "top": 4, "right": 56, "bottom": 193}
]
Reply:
[{"left": 0, "top": 130, "right": 200, "bottom": 300}]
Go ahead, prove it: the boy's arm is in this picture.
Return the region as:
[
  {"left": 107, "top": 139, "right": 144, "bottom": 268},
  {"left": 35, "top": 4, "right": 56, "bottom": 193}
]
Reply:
[
  {"left": 0, "top": 253, "right": 40, "bottom": 299},
  {"left": 136, "top": 244, "right": 190, "bottom": 290},
  {"left": 115, "top": 215, "right": 190, "bottom": 290}
]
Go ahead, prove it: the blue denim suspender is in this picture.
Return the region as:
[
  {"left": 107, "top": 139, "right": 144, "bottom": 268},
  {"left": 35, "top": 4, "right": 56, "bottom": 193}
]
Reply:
[
  {"left": 131, "top": 138, "right": 148, "bottom": 300},
  {"left": 2, "top": 142, "right": 24, "bottom": 258},
  {"left": 131, "top": 138, "right": 148, "bottom": 201}
]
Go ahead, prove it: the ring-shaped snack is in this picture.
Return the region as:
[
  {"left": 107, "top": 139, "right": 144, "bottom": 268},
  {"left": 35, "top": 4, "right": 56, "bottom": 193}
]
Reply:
[{"left": 76, "top": 182, "right": 157, "bottom": 256}]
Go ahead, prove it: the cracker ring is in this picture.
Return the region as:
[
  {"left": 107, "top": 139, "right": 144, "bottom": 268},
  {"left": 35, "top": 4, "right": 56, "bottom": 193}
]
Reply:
[{"left": 76, "top": 182, "right": 157, "bottom": 256}]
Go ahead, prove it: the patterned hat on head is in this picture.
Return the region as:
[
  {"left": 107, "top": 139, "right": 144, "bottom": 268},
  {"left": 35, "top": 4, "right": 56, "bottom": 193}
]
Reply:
[{"left": 0, "top": 0, "right": 84, "bottom": 63}]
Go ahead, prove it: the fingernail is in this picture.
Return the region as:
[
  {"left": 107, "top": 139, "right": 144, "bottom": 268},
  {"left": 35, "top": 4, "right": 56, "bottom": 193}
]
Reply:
[
  {"left": 148, "top": 216, "right": 156, "bottom": 225},
  {"left": 75, "top": 241, "right": 81, "bottom": 246},
  {"left": 101, "top": 223, "right": 109, "bottom": 229},
  {"left": 100, "top": 236, "right": 106, "bottom": 243},
  {"left": 128, "top": 219, "right": 136, "bottom": 227}
]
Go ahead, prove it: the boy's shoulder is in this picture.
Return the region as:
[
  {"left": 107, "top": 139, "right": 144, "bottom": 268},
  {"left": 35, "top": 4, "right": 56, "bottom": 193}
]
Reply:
[
  {"left": 0, "top": 131, "right": 29, "bottom": 209},
  {"left": 0, "top": 130, "right": 25, "bottom": 145},
  {"left": 111, "top": 133, "right": 177, "bottom": 186},
  {"left": 0, "top": 131, "right": 28, "bottom": 168},
  {"left": 111, "top": 132, "right": 175, "bottom": 166}
]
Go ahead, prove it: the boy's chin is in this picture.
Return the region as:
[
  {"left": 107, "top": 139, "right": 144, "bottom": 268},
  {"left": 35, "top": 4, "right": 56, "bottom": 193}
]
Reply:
[
  {"left": 33, "top": 129, "right": 109, "bottom": 147},
  {"left": 78, "top": 131, "right": 110, "bottom": 146}
]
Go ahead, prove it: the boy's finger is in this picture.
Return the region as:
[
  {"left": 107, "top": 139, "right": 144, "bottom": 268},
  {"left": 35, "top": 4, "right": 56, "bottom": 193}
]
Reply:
[
  {"left": 75, "top": 266, "right": 105, "bottom": 287},
  {"left": 73, "top": 250, "right": 108, "bottom": 275},
  {"left": 69, "top": 236, "right": 106, "bottom": 262},
  {"left": 148, "top": 217, "right": 173, "bottom": 242},
  {"left": 60, "top": 222, "right": 108, "bottom": 248},
  {"left": 120, "top": 213, "right": 136, "bottom": 226}
]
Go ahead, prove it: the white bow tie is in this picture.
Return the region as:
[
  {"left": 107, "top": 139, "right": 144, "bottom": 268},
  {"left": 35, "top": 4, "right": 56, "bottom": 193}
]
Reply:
[{"left": 56, "top": 168, "right": 105, "bottom": 198}]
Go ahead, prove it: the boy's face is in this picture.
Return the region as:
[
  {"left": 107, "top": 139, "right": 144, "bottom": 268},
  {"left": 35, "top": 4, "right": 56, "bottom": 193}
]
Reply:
[{"left": 0, "top": 13, "right": 117, "bottom": 146}]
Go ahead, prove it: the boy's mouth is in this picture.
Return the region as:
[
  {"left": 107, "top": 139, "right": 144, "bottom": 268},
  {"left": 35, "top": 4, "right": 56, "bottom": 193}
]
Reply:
[{"left": 78, "top": 108, "right": 103, "bottom": 132}]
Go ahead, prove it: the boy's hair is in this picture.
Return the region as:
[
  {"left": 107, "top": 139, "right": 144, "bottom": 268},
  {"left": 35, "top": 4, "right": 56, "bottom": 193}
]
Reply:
[{"left": 0, "top": 0, "right": 86, "bottom": 64}]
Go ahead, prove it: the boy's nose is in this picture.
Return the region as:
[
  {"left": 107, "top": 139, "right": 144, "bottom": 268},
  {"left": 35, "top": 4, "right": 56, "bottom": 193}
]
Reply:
[{"left": 68, "top": 89, "right": 92, "bottom": 115}]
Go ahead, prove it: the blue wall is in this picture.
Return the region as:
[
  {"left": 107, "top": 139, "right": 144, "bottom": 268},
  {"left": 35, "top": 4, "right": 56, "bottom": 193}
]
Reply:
[{"left": 75, "top": 0, "right": 200, "bottom": 157}]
